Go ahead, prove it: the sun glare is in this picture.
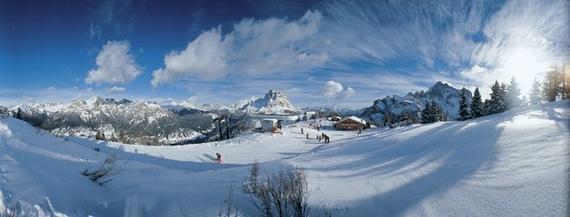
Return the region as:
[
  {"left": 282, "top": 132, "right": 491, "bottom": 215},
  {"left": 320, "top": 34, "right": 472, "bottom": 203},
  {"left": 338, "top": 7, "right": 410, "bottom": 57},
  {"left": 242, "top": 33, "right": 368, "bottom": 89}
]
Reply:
[{"left": 498, "top": 45, "right": 554, "bottom": 96}]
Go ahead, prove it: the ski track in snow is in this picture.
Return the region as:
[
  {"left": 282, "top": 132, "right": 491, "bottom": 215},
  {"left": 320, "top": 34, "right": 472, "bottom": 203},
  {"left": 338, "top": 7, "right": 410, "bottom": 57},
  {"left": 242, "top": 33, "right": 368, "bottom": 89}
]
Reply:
[{"left": 0, "top": 101, "right": 568, "bottom": 216}]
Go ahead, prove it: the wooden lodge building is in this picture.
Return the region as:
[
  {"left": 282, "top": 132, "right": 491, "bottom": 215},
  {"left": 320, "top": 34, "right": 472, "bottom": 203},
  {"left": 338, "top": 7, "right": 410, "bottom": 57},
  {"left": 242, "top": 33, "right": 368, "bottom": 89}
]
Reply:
[{"left": 333, "top": 116, "right": 368, "bottom": 130}]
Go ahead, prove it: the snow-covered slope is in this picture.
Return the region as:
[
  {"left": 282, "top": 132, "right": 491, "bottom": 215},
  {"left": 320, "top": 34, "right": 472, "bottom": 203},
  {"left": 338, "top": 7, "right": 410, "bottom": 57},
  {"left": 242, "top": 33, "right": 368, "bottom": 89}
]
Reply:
[
  {"left": 0, "top": 101, "right": 567, "bottom": 216},
  {"left": 361, "top": 81, "right": 472, "bottom": 125},
  {"left": 10, "top": 96, "right": 207, "bottom": 145}
]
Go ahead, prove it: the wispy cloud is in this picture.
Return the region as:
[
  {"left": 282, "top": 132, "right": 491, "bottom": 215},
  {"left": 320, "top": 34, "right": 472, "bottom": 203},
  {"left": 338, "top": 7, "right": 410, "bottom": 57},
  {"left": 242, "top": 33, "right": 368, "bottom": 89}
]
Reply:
[
  {"left": 88, "top": 0, "right": 144, "bottom": 39},
  {"left": 318, "top": 0, "right": 568, "bottom": 96},
  {"left": 0, "top": 87, "right": 99, "bottom": 106},
  {"left": 106, "top": 86, "right": 126, "bottom": 94}
]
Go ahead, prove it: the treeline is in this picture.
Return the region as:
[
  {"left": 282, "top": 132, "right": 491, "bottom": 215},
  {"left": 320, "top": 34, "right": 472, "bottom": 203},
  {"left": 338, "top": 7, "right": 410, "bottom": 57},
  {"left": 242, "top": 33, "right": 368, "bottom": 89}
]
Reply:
[{"left": 449, "top": 67, "right": 569, "bottom": 122}]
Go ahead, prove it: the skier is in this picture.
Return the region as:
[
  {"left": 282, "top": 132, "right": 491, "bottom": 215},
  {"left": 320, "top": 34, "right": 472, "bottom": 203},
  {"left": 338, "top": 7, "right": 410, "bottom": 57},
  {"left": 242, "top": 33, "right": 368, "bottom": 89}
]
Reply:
[
  {"left": 306, "top": 133, "right": 309, "bottom": 139},
  {"left": 215, "top": 153, "right": 223, "bottom": 164},
  {"left": 301, "top": 128, "right": 304, "bottom": 134}
]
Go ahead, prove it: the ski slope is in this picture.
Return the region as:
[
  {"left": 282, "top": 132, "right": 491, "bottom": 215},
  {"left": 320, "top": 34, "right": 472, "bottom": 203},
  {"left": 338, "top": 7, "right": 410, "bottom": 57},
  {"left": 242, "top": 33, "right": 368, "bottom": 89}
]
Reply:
[{"left": 0, "top": 101, "right": 568, "bottom": 216}]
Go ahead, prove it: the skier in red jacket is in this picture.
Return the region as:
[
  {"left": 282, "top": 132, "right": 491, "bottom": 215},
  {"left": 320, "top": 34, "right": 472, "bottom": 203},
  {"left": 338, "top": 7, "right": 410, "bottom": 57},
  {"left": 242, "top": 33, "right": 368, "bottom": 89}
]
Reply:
[{"left": 215, "top": 153, "right": 223, "bottom": 164}]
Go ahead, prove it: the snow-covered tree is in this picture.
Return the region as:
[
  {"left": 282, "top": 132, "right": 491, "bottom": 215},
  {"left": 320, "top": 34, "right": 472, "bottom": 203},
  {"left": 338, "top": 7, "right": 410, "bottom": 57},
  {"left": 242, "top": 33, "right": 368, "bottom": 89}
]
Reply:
[
  {"left": 421, "top": 102, "right": 434, "bottom": 124},
  {"left": 500, "top": 82, "right": 508, "bottom": 110},
  {"left": 383, "top": 111, "right": 395, "bottom": 127},
  {"left": 563, "top": 65, "right": 569, "bottom": 100},
  {"left": 506, "top": 78, "right": 521, "bottom": 109},
  {"left": 542, "top": 69, "right": 562, "bottom": 102},
  {"left": 487, "top": 81, "right": 506, "bottom": 114},
  {"left": 529, "top": 79, "right": 542, "bottom": 105},
  {"left": 458, "top": 88, "right": 470, "bottom": 120},
  {"left": 421, "top": 101, "right": 444, "bottom": 124},
  {"left": 470, "top": 87, "right": 484, "bottom": 118}
]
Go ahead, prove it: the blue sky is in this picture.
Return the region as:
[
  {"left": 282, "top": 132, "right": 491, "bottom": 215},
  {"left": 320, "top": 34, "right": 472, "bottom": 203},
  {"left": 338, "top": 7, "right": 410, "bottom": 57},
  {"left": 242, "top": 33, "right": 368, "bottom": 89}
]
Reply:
[{"left": 0, "top": 0, "right": 568, "bottom": 107}]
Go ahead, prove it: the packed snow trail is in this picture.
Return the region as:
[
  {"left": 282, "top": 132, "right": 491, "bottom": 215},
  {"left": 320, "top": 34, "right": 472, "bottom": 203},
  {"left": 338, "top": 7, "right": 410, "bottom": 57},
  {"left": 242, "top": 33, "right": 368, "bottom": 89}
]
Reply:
[{"left": 0, "top": 101, "right": 568, "bottom": 216}]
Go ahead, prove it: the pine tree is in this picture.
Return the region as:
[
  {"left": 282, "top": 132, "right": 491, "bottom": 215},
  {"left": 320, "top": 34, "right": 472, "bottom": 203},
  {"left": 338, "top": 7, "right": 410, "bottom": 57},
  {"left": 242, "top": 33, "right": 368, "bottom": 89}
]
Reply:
[
  {"left": 383, "top": 111, "right": 394, "bottom": 127},
  {"left": 529, "top": 79, "right": 542, "bottom": 105},
  {"left": 506, "top": 77, "right": 521, "bottom": 109},
  {"left": 15, "top": 108, "right": 22, "bottom": 119},
  {"left": 562, "top": 65, "right": 569, "bottom": 100},
  {"left": 483, "top": 99, "right": 492, "bottom": 115},
  {"left": 470, "top": 87, "right": 484, "bottom": 118},
  {"left": 421, "top": 102, "right": 434, "bottom": 124},
  {"left": 488, "top": 81, "right": 504, "bottom": 114},
  {"left": 458, "top": 88, "right": 470, "bottom": 120},
  {"left": 433, "top": 103, "right": 445, "bottom": 122},
  {"left": 421, "top": 101, "right": 444, "bottom": 123},
  {"left": 542, "top": 69, "right": 562, "bottom": 102},
  {"left": 499, "top": 82, "right": 508, "bottom": 112}
]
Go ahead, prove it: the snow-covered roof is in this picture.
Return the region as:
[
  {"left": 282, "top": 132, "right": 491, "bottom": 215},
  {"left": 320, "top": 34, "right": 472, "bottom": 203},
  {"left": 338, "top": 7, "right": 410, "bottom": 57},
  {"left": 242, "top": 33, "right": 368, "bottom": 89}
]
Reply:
[
  {"left": 338, "top": 116, "right": 367, "bottom": 125},
  {"left": 262, "top": 118, "right": 278, "bottom": 123}
]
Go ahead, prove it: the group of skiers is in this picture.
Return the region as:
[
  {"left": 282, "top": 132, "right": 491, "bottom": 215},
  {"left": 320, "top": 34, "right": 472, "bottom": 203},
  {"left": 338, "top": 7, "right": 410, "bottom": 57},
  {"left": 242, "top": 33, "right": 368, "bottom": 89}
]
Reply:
[
  {"left": 301, "top": 127, "right": 330, "bottom": 143},
  {"left": 318, "top": 133, "right": 330, "bottom": 143},
  {"left": 215, "top": 124, "right": 334, "bottom": 165}
]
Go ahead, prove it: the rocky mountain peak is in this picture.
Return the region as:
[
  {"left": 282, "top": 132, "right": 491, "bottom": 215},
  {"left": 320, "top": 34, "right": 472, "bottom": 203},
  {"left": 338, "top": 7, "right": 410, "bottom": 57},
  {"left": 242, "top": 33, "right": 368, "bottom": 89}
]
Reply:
[
  {"left": 230, "top": 90, "right": 299, "bottom": 115},
  {"left": 361, "top": 81, "right": 472, "bottom": 126}
]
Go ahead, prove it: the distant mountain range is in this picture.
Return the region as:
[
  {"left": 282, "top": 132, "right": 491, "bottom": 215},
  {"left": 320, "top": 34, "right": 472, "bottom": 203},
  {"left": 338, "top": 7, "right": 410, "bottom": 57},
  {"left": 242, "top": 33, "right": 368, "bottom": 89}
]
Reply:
[
  {"left": 360, "top": 81, "right": 472, "bottom": 126},
  {"left": 10, "top": 97, "right": 211, "bottom": 145},
  {"left": 3, "top": 84, "right": 470, "bottom": 144},
  {"left": 162, "top": 89, "right": 299, "bottom": 116},
  {"left": 5, "top": 90, "right": 300, "bottom": 145}
]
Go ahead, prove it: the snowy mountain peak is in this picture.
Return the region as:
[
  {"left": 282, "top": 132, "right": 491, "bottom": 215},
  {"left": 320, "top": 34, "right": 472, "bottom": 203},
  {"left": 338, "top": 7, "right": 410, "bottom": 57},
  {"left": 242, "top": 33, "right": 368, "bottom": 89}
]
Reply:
[
  {"left": 428, "top": 81, "right": 460, "bottom": 97},
  {"left": 254, "top": 90, "right": 299, "bottom": 115},
  {"left": 228, "top": 90, "right": 299, "bottom": 115}
]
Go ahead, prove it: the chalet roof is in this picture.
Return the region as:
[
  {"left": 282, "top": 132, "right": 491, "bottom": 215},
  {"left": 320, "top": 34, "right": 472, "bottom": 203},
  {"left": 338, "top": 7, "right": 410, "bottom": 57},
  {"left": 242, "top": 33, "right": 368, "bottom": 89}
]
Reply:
[
  {"left": 262, "top": 118, "right": 278, "bottom": 123},
  {"left": 336, "top": 116, "right": 367, "bottom": 125}
]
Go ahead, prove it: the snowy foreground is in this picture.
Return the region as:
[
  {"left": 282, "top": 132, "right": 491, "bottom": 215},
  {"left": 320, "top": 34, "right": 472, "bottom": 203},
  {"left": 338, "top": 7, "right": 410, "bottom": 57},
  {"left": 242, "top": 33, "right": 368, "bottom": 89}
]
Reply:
[{"left": 0, "top": 102, "right": 568, "bottom": 216}]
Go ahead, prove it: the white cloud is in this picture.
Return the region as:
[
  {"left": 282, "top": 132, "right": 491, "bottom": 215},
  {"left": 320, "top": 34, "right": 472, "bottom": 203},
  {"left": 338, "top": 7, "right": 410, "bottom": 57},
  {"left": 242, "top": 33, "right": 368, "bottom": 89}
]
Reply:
[
  {"left": 106, "top": 86, "right": 126, "bottom": 94},
  {"left": 321, "top": 80, "right": 343, "bottom": 97},
  {"left": 343, "top": 87, "right": 355, "bottom": 98},
  {"left": 85, "top": 41, "right": 142, "bottom": 85},
  {"left": 321, "top": 80, "right": 354, "bottom": 99},
  {"left": 151, "top": 10, "right": 328, "bottom": 86},
  {"left": 460, "top": 65, "right": 490, "bottom": 81},
  {"left": 152, "top": 30, "right": 228, "bottom": 85}
]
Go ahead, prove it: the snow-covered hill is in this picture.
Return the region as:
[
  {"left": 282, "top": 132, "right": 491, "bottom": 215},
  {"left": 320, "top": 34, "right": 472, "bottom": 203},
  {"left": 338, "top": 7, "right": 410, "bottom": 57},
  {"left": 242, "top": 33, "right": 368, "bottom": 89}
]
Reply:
[
  {"left": 9, "top": 96, "right": 209, "bottom": 145},
  {"left": 361, "top": 81, "right": 472, "bottom": 125},
  {"left": 0, "top": 101, "right": 567, "bottom": 216}
]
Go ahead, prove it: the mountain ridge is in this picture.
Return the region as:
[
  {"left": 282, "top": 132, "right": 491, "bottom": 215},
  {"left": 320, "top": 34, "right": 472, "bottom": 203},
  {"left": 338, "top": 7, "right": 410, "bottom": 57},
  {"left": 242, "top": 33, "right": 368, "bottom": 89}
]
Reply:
[{"left": 361, "top": 81, "right": 472, "bottom": 125}]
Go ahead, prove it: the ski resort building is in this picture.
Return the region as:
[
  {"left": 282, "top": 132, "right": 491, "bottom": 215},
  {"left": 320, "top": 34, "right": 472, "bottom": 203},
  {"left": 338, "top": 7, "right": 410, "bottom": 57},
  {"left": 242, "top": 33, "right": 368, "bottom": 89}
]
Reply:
[
  {"left": 261, "top": 118, "right": 278, "bottom": 132},
  {"left": 334, "top": 116, "right": 368, "bottom": 130},
  {"left": 304, "top": 111, "right": 317, "bottom": 119}
]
